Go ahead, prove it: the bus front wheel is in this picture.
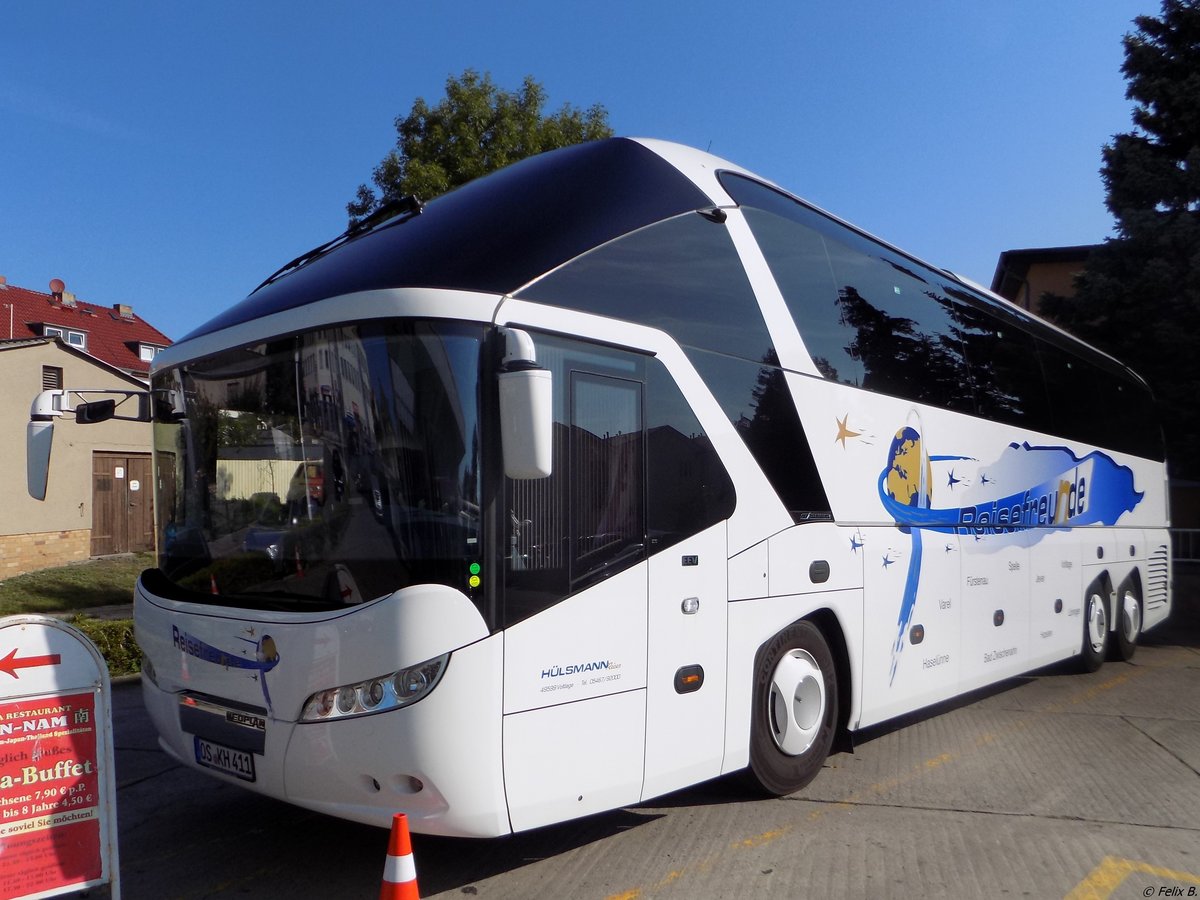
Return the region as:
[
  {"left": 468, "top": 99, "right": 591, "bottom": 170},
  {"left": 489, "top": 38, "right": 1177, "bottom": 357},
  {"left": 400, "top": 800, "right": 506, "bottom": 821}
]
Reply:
[{"left": 747, "top": 620, "right": 838, "bottom": 796}]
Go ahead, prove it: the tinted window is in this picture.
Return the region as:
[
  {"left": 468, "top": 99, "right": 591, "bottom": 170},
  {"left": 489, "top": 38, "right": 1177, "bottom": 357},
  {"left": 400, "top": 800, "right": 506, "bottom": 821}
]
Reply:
[
  {"left": 822, "top": 244, "right": 971, "bottom": 410},
  {"left": 645, "top": 363, "right": 736, "bottom": 548},
  {"left": 726, "top": 175, "right": 970, "bottom": 410},
  {"left": 516, "top": 212, "right": 774, "bottom": 365},
  {"left": 569, "top": 373, "right": 645, "bottom": 588},
  {"left": 740, "top": 207, "right": 864, "bottom": 385},
  {"left": 947, "top": 290, "right": 1052, "bottom": 432},
  {"left": 687, "top": 348, "right": 830, "bottom": 523},
  {"left": 1107, "top": 373, "right": 1164, "bottom": 460},
  {"left": 723, "top": 172, "right": 1165, "bottom": 461},
  {"left": 1037, "top": 342, "right": 1108, "bottom": 448},
  {"left": 1037, "top": 339, "right": 1163, "bottom": 459}
]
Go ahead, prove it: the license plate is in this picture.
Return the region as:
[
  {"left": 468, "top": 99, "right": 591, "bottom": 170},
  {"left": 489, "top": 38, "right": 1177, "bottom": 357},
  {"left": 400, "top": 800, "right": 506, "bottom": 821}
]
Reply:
[{"left": 194, "top": 735, "right": 257, "bottom": 782}]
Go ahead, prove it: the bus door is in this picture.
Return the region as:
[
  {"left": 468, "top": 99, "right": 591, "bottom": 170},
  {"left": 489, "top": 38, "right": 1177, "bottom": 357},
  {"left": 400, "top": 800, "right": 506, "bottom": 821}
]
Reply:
[
  {"left": 495, "top": 324, "right": 738, "bottom": 828},
  {"left": 501, "top": 366, "right": 650, "bottom": 833},
  {"left": 642, "top": 521, "right": 728, "bottom": 800}
]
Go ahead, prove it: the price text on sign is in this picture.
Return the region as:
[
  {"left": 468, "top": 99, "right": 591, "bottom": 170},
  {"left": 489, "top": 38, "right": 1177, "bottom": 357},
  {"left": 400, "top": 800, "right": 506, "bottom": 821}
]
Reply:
[{"left": 0, "top": 691, "right": 102, "bottom": 898}]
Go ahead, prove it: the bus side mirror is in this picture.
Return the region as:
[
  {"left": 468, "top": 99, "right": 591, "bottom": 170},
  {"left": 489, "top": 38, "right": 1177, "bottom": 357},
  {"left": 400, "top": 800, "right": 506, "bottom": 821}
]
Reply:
[
  {"left": 27, "top": 389, "right": 66, "bottom": 500},
  {"left": 498, "top": 329, "right": 553, "bottom": 479},
  {"left": 27, "top": 421, "right": 54, "bottom": 500}
]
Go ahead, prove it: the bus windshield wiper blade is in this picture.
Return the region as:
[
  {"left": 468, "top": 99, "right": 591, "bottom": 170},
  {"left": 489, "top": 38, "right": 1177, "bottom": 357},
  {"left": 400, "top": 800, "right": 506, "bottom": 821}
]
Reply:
[{"left": 250, "top": 195, "right": 423, "bottom": 294}]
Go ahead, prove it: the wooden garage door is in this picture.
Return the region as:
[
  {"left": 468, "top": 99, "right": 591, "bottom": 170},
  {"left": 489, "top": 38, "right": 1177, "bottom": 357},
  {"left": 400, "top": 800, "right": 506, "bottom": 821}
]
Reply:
[{"left": 91, "top": 453, "right": 154, "bottom": 556}]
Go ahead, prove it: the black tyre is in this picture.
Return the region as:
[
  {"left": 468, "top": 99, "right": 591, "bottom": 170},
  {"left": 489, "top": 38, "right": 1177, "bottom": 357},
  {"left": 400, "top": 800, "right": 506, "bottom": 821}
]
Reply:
[
  {"left": 1111, "top": 581, "right": 1141, "bottom": 662},
  {"left": 1079, "top": 585, "right": 1109, "bottom": 673},
  {"left": 747, "top": 620, "right": 838, "bottom": 796}
]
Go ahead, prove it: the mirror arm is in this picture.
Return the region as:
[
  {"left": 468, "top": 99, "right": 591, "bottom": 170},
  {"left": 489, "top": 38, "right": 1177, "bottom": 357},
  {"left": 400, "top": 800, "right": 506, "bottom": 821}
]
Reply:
[{"left": 27, "top": 387, "right": 153, "bottom": 500}]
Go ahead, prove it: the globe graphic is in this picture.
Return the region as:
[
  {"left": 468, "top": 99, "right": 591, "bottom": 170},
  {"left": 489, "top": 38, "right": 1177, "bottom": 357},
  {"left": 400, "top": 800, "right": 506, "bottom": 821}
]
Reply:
[
  {"left": 886, "top": 426, "right": 931, "bottom": 509},
  {"left": 257, "top": 635, "right": 279, "bottom": 665}
]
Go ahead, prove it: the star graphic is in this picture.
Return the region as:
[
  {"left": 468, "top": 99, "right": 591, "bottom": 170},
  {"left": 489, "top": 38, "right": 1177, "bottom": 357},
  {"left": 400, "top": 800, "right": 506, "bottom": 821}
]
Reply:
[{"left": 835, "top": 414, "right": 862, "bottom": 449}]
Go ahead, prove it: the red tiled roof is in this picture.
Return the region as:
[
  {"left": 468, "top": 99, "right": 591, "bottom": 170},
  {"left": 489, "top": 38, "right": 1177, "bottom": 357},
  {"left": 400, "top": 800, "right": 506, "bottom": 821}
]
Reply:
[{"left": 0, "top": 281, "right": 171, "bottom": 377}]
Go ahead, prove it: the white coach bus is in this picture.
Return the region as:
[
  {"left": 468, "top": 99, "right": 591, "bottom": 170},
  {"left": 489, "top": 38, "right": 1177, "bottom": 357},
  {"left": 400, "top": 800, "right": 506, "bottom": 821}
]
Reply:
[{"left": 30, "top": 138, "right": 1171, "bottom": 836}]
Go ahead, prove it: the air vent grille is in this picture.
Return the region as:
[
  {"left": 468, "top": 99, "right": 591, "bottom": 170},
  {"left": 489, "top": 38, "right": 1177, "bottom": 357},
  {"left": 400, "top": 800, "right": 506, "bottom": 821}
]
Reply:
[{"left": 1145, "top": 543, "right": 1169, "bottom": 609}]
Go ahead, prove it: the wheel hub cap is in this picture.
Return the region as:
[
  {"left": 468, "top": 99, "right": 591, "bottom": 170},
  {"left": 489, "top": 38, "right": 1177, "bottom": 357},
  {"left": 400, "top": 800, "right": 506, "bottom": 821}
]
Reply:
[
  {"left": 1087, "top": 594, "right": 1107, "bottom": 654},
  {"left": 768, "top": 649, "right": 826, "bottom": 756},
  {"left": 1121, "top": 592, "right": 1140, "bottom": 643}
]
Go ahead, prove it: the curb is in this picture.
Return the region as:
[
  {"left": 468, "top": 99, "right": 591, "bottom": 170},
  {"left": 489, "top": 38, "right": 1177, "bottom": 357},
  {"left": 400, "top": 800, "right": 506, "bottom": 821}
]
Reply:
[{"left": 49, "top": 605, "right": 134, "bottom": 622}]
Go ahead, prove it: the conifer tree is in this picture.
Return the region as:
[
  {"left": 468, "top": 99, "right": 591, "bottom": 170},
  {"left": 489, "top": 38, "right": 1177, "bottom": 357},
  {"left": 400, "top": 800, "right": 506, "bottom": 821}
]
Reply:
[{"left": 1041, "top": 0, "right": 1200, "bottom": 478}]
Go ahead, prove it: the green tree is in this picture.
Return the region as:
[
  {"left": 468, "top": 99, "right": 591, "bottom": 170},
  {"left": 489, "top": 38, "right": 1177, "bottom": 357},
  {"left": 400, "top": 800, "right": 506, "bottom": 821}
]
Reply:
[
  {"left": 347, "top": 70, "right": 613, "bottom": 227},
  {"left": 1041, "top": 0, "right": 1200, "bottom": 478}
]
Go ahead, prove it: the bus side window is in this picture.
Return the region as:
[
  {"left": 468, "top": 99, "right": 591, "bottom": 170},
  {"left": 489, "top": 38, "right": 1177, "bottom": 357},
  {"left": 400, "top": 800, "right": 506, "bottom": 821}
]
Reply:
[
  {"left": 504, "top": 343, "right": 645, "bottom": 624},
  {"left": 568, "top": 372, "right": 645, "bottom": 589},
  {"left": 949, "top": 297, "right": 1053, "bottom": 433},
  {"left": 502, "top": 338, "right": 735, "bottom": 626},
  {"left": 684, "top": 348, "right": 828, "bottom": 524},
  {"left": 645, "top": 359, "right": 735, "bottom": 549}
]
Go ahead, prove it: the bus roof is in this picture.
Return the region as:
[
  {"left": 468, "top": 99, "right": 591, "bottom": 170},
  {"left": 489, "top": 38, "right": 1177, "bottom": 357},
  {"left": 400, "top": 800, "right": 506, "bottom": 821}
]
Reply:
[{"left": 181, "top": 138, "right": 713, "bottom": 342}]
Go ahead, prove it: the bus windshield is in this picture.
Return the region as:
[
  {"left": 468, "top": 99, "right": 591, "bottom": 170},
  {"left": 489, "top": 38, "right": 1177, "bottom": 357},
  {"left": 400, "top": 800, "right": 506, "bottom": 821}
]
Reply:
[{"left": 151, "top": 320, "right": 486, "bottom": 612}]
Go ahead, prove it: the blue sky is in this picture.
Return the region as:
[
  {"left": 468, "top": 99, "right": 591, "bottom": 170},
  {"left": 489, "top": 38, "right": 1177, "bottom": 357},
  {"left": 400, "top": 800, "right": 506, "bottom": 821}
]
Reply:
[{"left": 1, "top": 1, "right": 1151, "bottom": 342}]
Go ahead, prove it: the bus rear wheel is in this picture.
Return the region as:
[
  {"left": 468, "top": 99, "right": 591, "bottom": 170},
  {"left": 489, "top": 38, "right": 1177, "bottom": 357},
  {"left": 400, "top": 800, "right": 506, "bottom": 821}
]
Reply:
[
  {"left": 1111, "top": 582, "right": 1141, "bottom": 662},
  {"left": 747, "top": 620, "right": 838, "bottom": 796},
  {"left": 1079, "top": 586, "right": 1109, "bottom": 673}
]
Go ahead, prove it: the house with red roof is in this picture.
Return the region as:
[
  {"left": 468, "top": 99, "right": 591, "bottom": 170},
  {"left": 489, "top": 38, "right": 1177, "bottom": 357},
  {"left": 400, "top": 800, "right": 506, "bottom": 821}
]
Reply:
[
  {"left": 0, "top": 276, "right": 172, "bottom": 577},
  {"left": 0, "top": 276, "right": 170, "bottom": 378}
]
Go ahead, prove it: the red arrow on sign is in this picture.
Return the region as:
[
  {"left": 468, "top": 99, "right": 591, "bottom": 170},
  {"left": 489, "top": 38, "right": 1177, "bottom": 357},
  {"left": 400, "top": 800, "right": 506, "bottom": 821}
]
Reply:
[{"left": 0, "top": 648, "right": 62, "bottom": 678}]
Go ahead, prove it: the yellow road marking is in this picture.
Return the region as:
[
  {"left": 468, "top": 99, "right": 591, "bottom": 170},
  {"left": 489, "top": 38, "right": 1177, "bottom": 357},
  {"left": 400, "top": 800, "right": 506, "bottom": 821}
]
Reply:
[
  {"left": 925, "top": 752, "right": 953, "bottom": 769},
  {"left": 736, "top": 826, "right": 790, "bottom": 849},
  {"left": 1065, "top": 855, "right": 1200, "bottom": 900}
]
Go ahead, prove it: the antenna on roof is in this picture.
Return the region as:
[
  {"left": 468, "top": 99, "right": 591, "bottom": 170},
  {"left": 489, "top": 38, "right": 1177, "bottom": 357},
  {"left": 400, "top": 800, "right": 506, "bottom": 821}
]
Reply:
[{"left": 49, "top": 278, "right": 65, "bottom": 301}]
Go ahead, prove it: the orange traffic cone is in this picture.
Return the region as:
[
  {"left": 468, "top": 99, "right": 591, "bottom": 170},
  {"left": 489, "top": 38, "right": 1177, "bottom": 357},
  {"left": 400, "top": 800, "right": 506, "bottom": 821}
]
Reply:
[
  {"left": 210, "top": 573, "right": 219, "bottom": 594},
  {"left": 379, "top": 813, "right": 419, "bottom": 900},
  {"left": 294, "top": 546, "right": 305, "bottom": 578}
]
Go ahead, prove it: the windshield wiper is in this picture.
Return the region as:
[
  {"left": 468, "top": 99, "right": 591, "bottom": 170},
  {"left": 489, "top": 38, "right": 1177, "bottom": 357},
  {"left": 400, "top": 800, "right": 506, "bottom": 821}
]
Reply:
[{"left": 250, "top": 195, "right": 423, "bottom": 294}]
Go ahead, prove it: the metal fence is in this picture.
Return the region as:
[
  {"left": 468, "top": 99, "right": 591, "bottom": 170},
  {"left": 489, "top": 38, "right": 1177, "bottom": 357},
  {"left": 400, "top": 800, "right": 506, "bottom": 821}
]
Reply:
[{"left": 1172, "top": 528, "right": 1200, "bottom": 564}]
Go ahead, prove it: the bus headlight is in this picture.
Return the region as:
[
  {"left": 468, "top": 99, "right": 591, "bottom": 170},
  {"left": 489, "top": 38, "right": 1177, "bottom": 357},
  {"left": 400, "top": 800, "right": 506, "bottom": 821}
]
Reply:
[{"left": 299, "top": 654, "right": 449, "bottom": 723}]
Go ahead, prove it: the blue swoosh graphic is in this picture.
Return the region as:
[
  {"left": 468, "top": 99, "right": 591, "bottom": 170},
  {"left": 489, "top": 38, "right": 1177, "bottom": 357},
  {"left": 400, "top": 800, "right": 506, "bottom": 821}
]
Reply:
[
  {"left": 173, "top": 626, "right": 280, "bottom": 711},
  {"left": 879, "top": 437, "right": 1143, "bottom": 685}
]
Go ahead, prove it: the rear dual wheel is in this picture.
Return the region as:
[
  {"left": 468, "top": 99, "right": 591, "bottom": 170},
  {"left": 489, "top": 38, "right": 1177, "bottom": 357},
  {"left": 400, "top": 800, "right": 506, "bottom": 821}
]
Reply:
[
  {"left": 1079, "top": 588, "right": 1109, "bottom": 673},
  {"left": 1079, "top": 579, "right": 1142, "bottom": 671},
  {"left": 1111, "top": 583, "right": 1141, "bottom": 662}
]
